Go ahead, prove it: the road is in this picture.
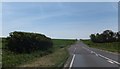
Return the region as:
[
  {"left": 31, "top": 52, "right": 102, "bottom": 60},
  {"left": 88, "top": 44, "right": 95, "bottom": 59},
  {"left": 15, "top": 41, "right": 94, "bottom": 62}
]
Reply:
[{"left": 67, "top": 41, "right": 120, "bottom": 69}]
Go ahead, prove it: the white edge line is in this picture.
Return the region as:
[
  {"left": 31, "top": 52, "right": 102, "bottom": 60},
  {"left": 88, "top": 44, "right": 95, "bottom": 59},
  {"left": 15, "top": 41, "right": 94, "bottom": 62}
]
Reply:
[
  {"left": 69, "top": 54, "right": 75, "bottom": 69},
  {"left": 83, "top": 47, "right": 120, "bottom": 65},
  {"left": 92, "top": 48, "right": 119, "bottom": 55},
  {"left": 82, "top": 47, "right": 120, "bottom": 65},
  {"left": 98, "top": 54, "right": 120, "bottom": 65},
  {"left": 107, "top": 60, "right": 114, "bottom": 64},
  {"left": 95, "top": 53, "right": 98, "bottom": 56}
]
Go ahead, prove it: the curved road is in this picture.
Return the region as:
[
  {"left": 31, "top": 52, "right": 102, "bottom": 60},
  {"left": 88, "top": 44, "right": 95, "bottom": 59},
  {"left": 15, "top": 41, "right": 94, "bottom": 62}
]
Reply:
[{"left": 67, "top": 41, "right": 120, "bottom": 69}]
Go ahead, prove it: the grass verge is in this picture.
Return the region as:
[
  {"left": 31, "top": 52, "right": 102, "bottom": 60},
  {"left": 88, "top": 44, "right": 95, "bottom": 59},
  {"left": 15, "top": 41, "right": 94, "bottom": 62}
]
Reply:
[
  {"left": 2, "top": 39, "right": 76, "bottom": 68},
  {"left": 19, "top": 47, "right": 69, "bottom": 67},
  {"left": 81, "top": 39, "right": 120, "bottom": 53}
]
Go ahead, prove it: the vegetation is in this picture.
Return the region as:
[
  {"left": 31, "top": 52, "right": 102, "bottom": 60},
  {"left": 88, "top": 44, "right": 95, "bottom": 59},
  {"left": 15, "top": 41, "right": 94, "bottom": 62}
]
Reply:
[
  {"left": 82, "top": 30, "right": 120, "bottom": 53},
  {"left": 82, "top": 39, "right": 119, "bottom": 53},
  {"left": 0, "top": 39, "right": 1, "bottom": 49},
  {"left": 90, "top": 30, "right": 120, "bottom": 43},
  {"left": 19, "top": 39, "right": 73, "bottom": 67},
  {"left": 27, "top": 48, "right": 68, "bottom": 68},
  {"left": 0, "top": 38, "right": 1, "bottom": 66},
  {"left": 5, "top": 31, "right": 53, "bottom": 53},
  {"left": 2, "top": 35, "right": 76, "bottom": 68},
  {"left": 52, "top": 39, "right": 76, "bottom": 49}
]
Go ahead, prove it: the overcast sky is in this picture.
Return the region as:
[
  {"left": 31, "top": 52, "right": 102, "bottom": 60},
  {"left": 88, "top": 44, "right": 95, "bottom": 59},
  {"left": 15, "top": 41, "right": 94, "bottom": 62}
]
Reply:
[{"left": 1, "top": 2, "right": 118, "bottom": 39}]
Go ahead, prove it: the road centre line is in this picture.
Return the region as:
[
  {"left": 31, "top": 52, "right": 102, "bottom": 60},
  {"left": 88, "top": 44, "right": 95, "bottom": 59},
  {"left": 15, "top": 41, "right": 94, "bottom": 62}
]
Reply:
[
  {"left": 69, "top": 54, "right": 75, "bottom": 69},
  {"left": 69, "top": 48, "right": 76, "bottom": 69},
  {"left": 74, "top": 48, "right": 76, "bottom": 53}
]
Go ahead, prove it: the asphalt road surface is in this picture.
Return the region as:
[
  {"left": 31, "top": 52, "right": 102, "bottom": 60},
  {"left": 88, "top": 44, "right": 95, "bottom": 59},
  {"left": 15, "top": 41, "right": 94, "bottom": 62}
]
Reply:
[{"left": 67, "top": 41, "right": 120, "bottom": 69}]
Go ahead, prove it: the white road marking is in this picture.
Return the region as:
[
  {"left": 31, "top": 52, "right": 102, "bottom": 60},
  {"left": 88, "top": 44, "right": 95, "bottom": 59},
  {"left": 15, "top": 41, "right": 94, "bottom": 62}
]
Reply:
[
  {"left": 107, "top": 60, "right": 114, "bottom": 64},
  {"left": 98, "top": 54, "right": 120, "bottom": 65},
  {"left": 82, "top": 47, "right": 120, "bottom": 65},
  {"left": 95, "top": 53, "right": 99, "bottom": 56},
  {"left": 82, "top": 47, "right": 90, "bottom": 52},
  {"left": 69, "top": 48, "right": 76, "bottom": 69},
  {"left": 90, "top": 51, "right": 95, "bottom": 54},
  {"left": 69, "top": 54, "right": 75, "bottom": 69},
  {"left": 92, "top": 48, "right": 119, "bottom": 55},
  {"left": 74, "top": 48, "right": 76, "bottom": 53},
  {"left": 91, "top": 51, "right": 94, "bottom": 53}
]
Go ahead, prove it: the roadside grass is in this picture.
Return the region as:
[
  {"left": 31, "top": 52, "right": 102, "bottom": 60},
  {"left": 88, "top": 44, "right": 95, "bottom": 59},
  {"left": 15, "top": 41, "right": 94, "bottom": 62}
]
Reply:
[
  {"left": 2, "top": 39, "right": 76, "bottom": 68},
  {"left": 81, "top": 39, "right": 120, "bottom": 53},
  {"left": 20, "top": 47, "right": 69, "bottom": 67}
]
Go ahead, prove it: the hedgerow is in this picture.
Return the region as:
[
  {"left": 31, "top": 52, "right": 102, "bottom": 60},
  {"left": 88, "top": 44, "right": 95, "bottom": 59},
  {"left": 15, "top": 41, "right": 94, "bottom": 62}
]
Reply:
[{"left": 6, "top": 31, "right": 53, "bottom": 53}]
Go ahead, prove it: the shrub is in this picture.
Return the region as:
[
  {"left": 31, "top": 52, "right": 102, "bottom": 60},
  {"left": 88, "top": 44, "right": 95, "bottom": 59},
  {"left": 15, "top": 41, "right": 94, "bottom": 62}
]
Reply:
[{"left": 6, "top": 31, "right": 53, "bottom": 53}]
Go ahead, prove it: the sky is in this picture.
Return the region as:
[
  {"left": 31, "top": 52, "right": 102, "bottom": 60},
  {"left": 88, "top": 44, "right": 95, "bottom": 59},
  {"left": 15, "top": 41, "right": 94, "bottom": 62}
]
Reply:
[
  {"left": 1, "top": 2, "right": 118, "bottom": 39},
  {"left": 1, "top": 0, "right": 120, "bottom": 2}
]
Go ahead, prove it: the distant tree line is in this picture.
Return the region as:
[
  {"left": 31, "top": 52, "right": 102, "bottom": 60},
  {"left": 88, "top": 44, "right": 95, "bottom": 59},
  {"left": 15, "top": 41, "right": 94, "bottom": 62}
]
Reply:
[
  {"left": 5, "top": 31, "right": 53, "bottom": 53},
  {"left": 90, "top": 30, "right": 120, "bottom": 43}
]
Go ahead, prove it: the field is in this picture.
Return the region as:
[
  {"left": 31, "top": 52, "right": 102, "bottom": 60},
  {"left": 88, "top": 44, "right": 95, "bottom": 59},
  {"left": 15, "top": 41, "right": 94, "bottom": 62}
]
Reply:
[
  {"left": 2, "top": 38, "right": 76, "bottom": 68},
  {"left": 82, "top": 39, "right": 120, "bottom": 53}
]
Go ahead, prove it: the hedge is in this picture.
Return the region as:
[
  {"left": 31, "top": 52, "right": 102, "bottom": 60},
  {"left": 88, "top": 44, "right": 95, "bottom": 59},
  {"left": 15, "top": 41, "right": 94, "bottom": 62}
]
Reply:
[{"left": 6, "top": 31, "right": 53, "bottom": 53}]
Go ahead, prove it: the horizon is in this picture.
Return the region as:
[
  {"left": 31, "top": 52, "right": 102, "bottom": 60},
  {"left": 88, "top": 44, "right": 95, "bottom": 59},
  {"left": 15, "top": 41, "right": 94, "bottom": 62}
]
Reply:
[
  {"left": 0, "top": 30, "right": 119, "bottom": 40},
  {"left": 1, "top": 2, "right": 118, "bottom": 39}
]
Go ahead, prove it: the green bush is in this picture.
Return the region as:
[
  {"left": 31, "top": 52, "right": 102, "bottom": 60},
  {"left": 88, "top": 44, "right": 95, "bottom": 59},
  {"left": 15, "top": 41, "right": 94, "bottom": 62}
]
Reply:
[{"left": 6, "top": 31, "right": 53, "bottom": 53}]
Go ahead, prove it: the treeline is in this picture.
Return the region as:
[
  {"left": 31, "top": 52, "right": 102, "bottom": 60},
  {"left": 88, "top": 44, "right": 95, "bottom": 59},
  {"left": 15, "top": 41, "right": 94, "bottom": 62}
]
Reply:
[
  {"left": 90, "top": 30, "right": 120, "bottom": 43},
  {"left": 5, "top": 31, "right": 53, "bottom": 53}
]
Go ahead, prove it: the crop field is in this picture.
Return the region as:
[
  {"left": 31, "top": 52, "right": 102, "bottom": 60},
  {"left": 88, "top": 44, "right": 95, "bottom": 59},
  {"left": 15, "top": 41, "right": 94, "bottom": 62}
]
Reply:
[
  {"left": 2, "top": 38, "right": 76, "bottom": 68},
  {"left": 82, "top": 39, "right": 120, "bottom": 53},
  {"left": 52, "top": 39, "right": 76, "bottom": 49}
]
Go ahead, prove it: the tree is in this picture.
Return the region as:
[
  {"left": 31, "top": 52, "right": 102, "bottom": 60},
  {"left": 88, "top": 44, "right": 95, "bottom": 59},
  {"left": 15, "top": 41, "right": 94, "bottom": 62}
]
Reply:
[
  {"left": 116, "top": 31, "right": 120, "bottom": 41},
  {"left": 90, "top": 34, "right": 96, "bottom": 42},
  {"left": 90, "top": 30, "right": 118, "bottom": 43},
  {"left": 102, "top": 30, "right": 114, "bottom": 42}
]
